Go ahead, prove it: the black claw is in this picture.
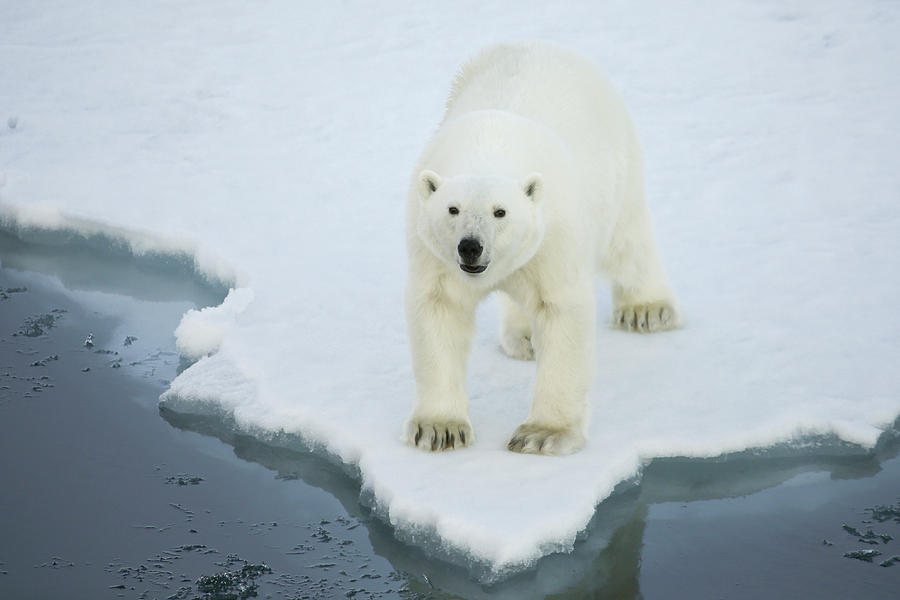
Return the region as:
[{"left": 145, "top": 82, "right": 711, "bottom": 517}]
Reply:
[
  {"left": 431, "top": 427, "right": 438, "bottom": 451},
  {"left": 460, "top": 430, "right": 467, "bottom": 445},
  {"left": 414, "top": 426, "right": 422, "bottom": 445},
  {"left": 447, "top": 432, "right": 455, "bottom": 449}
]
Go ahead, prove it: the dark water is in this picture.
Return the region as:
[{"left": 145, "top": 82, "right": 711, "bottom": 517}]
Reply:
[{"left": 0, "top": 229, "right": 897, "bottom": 599}]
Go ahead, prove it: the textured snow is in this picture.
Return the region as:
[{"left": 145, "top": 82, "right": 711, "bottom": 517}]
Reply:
[
  {"left": 174, "top": 287, "right": 254, "bottom": 360},
  {"left": 2, "top": 1, "right": 899, "bottom": 578}
]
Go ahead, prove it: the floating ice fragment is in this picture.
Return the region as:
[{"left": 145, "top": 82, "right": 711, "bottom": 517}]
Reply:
[
  {"left": 867, "top": 503, "right": 900, "bottom": 524},
  {"left": 165, "top": 474, "right": 204, "bottom": 486},
  {"left": 843, "top": 549, "right": 881, "bottom": 562},
  {"left": 30, "top": 354, "right": 59, "bottom": 367},
  {"left": 195, "top": 562, "right": 271, "bottom": 599},
  {"left": 880, "top": 556, "right": 900, "bottom": 568},
  {"left": 0, "top": 287, "right": 27, "bottom": 301},
  {"left": 15, "top": 314, "right": 60, "bottom": 337}
]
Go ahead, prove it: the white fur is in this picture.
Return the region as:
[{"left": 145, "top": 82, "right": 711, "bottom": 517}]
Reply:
[{"left": 404, "top": 42, "right": 678, "bottom": 455}]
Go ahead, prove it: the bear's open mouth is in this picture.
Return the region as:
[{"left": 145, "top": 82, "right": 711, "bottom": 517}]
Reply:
[{"left": 459, "top": 263, "right": 488, "bottom": 274}]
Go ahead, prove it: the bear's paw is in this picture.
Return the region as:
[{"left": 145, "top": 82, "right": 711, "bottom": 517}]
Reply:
[
  {"left": 507, "top": 423, "right": 585, "bottom": 456},
  {"left": 500, "top": 332, "right": 535, "bottom": 361},
  {"left": 613, "top": 302, "right": 677, "bottom": 333},
  {"left": 404, "top": 419, "right": 473, "bottom": 452}
]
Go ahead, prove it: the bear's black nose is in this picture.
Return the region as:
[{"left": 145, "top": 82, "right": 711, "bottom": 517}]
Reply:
[{"left": 457, "top": 237, "right": 483, "bottom": 264}]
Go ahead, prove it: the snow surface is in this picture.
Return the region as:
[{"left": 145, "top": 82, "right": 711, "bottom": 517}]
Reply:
[{"left": 2, "top": 0, "right": 899, "bottom": 579}]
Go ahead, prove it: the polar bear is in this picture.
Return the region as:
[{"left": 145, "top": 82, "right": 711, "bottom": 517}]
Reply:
[{"left": 404, "top": 42, "right": 678, "bottom": 456}]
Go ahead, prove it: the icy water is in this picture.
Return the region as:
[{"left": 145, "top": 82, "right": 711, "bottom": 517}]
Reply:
[{"left": 0, "top": 230, "right": 897, "bottom": 599}]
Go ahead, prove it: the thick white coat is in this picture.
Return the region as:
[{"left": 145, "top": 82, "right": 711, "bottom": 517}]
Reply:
[{"left": 405, "top": 42, "right": 677, "bottom": 455}]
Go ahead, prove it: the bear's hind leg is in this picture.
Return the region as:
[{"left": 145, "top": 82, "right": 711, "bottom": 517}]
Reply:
[
  {"left": 604, "top": 175, "right": 679, "bottom": 333},
  {"left": 498, "top": 292, "right": 535, "bottom": 361}
]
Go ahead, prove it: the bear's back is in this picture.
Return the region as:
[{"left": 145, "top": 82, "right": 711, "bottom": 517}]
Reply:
[{"left": 443, "top": 42, "right": 639, "bottom": 168}]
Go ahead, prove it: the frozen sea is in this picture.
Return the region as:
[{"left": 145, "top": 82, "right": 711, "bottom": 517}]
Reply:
[{"left": 1, "top": 0, "right": 900, "bottom": 592}]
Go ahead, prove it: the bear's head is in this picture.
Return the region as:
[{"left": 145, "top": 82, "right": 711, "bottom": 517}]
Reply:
[{"left": 416, "top": 170, "right": 545, "bottom": 286}]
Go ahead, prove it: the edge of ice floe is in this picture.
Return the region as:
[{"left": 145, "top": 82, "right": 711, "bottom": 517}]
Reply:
[
  {"left": 0, "top": 201, "right": 241, "bottom": 291},
  {"left": 0, "top": 201, "right": 253, "bottom": 359}
]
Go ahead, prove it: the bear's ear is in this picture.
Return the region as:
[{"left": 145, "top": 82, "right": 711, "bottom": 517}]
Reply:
[
  {"left": 523, "top": 173, "right": 543, "bottom": 202},
  {"left": 418, "top": 170, "right": 442, "bottom": 200}
]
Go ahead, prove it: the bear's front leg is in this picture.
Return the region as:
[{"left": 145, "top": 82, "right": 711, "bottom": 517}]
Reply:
[
  {"left": 507, "top": 288, "right": 595, "bottom": 455},
  {"left": 403, "top": 276, "right": 477, "bottom": 451}
]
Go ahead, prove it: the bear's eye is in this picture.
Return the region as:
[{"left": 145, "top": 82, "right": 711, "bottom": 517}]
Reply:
[
  {"left": 448, "top": 206, "right": 459, "bottom": 216},
  {"left": 493, "top": 209, "right": 506, "bottom": 218}
]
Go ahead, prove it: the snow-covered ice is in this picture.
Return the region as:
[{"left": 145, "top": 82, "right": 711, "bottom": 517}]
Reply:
[{"left": 2, "top": 1, "right": 899, "bottom": 579}]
